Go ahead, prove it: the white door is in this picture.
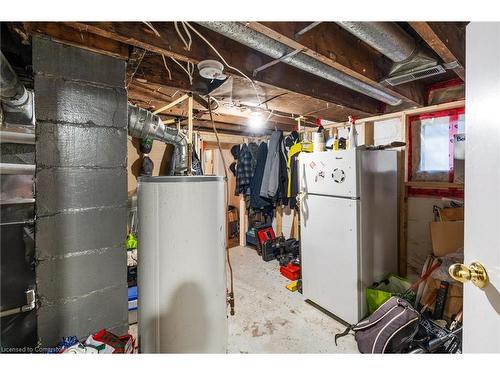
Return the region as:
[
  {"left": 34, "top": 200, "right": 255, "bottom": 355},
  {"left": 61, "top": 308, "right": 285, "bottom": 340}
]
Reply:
[
  {"left": 463, "top": 22, "right": 500, "bottom": 353},
  {"left": 300, "top": 193, "right": 360, "bottom": 324}
]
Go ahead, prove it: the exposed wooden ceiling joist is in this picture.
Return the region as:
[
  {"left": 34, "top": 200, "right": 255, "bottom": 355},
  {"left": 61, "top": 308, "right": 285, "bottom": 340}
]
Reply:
[
  {"left": 18, "top": 21, "right": 465, "bottom": 135},
  {"left": 128, "top": 81, "right": 296, "bottom": 134},
  {"left": 24, "top": 22, "right": 129, "bottom": 60},
  {"left": 246, "top": 22, "right": 425, "bottom": 108},
  {"left": 408, "top": 22, "right": 466, "bottom": 81},
  {"left": 134, "top": 53, "right": 373, "bottom": 122},
  {"left": 62, "top": 22, "right": 384, "bottom": 116}
]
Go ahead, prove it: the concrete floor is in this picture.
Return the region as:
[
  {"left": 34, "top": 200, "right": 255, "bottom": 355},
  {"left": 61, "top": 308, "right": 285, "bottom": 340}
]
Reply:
[
  {"left": 227, "top": 246, "right": 357, "bottom": 353},
  {"left": 129, "top": 245, "right": 358, "bottom": 353}
]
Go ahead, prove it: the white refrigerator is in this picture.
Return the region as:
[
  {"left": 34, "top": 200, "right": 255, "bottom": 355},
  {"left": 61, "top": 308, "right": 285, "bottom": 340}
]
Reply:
[{"left": 299, "top": 149, "right": 398, "bottom": 324}]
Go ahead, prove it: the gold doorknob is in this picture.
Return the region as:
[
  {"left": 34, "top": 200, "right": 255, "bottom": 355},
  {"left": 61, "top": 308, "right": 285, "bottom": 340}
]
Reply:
[{"left": 449, "top": 262, "right": 489, "bottom": 289}]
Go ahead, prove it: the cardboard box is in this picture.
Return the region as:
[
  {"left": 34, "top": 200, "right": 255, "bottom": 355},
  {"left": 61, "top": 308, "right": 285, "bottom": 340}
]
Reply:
[
  {"left": 430, "top": 221, "right": 464, "bottom": 256},
  {"left": 440, "top": 207, "right": 464, "bottom": 221},
  {"left": 421, "top": 277, "right": 463, "bottom": 321}
]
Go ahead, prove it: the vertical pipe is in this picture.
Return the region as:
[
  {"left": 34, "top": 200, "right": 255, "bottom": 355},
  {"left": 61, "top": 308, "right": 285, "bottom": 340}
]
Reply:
[{"left": 187, "top": 93, "right": 194, "bottom": 175}]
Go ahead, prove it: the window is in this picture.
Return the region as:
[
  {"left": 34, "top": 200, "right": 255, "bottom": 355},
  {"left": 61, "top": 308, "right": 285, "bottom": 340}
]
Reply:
[
  {"left": 419, "top": 116, "right": 450, "bottom": 173},
  {"left": 409, "top": 108, "right": 465, "bottom": 182}
]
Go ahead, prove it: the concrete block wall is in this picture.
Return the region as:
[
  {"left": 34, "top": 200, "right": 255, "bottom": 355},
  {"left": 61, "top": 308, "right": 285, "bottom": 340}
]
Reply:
[{"left": 33, "top": 37, "right": 128, "bottom": 346}]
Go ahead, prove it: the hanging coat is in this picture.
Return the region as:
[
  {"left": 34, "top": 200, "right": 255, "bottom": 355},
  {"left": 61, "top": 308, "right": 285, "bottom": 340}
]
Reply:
[
  {"left": 260, "top": 130, "right": 282, "bottom": 198},
  {"left": 250, "top": 142, "right": 272, "bottom": 209},
  {"left": 235, "top": 143, "right": 253, "bottom": 195}
]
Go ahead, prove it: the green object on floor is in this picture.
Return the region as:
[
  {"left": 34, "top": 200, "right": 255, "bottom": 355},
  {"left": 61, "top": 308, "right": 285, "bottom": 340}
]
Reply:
[
  {"left": 126, "top": 232, "right": 138, "bottom": 250},
  {"left": 366, "top": 274, "right": 412, "bottom": 314}
]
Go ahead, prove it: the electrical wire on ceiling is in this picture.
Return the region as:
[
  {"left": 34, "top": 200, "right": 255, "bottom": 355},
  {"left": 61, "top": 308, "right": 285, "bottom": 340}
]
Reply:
[
  {"left": 143, "top": 21, "right": 261, "bottom": 105},
  {"left": 170, "top": 56, "right": 195, "bottom": 85},
  {"left": 143, "top": 21, "right": 318, "bottom": 130},
  {"left": 142, "top": 21, "right": 161, "bottom": 37},
  {"left": 174, "top": 21, "right": 192, "bottom": 51},
  {"left": 182, "top": 21, "right": 263, "bottom": 107},
  {"left": 212, "top": 97, "right": 318, "bottom": 127},
  {"left": 161, "top": 54, "right": 172, "bottom": 81}
]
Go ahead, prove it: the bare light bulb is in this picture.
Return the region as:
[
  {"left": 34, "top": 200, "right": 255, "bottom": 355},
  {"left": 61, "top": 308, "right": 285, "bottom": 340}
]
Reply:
[{"left": 248, "top": 111, "right": 265, "bottom": 129}]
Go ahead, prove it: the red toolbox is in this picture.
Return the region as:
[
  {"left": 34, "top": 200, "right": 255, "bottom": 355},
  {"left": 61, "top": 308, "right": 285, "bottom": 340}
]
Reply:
[
  {"left": 280, "top": 263, "right": 301, "bottom": 281},
  {"left": 257, "top": 227, "right": 275, "bottom": 248}
]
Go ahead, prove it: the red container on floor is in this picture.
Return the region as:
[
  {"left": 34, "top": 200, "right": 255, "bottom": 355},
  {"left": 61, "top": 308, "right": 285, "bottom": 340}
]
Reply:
[
  {"left": 280, "top": 263, "right": 300, "bottom": 281},
  {"left": 257, "top": 227, "right": 275, "bottom": 247}
]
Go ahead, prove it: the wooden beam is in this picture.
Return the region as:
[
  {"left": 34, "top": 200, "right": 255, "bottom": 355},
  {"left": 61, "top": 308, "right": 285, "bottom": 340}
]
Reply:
[
  {"left": 239, "top": 194, "right": 247, "bottom": 246},
  {"left": 405, "top": 181, "right": 464, "bottom": 189},
  {"left": 276, "top": 205, "right": 283, "bottom": 236},
  {"left": 198, "top": 131, "right": 247, "bottom": 144},
  {"left": 248, "top": 22, "right": 425, "bottom": 107},
  {"left": 128, "top": 81, "right": 297, "bottom": 132},
  {"left": 63, "top": 22, "right": 383, "bottom": 115},
  {"left": 399, "top": 149, "right": 408, "bottom": 277},
  {"left": 363, "top": 121, "right": 374, "bottom": 146},
  {"left": 153, "top": 93, "right": 190, "bottom": 115},
  {"left": 129, "top": 94, "right": 273, "bottom": 135},
  {"left": 134, "top": 53, "right": 373, "bottom": 123},
  {"left": 126, "top": 47, "right": 146, "bottom": 87},
  {"left": 319, "top": 99, "right": 465, "bottom": 131},
  {"left": 24, "top": 22, "right": 129, "bottom": 59},
  {"left": 129, "top": 105, "right": 284, "bottom": 134},
  {"left": 409, "top": 22, "right": 466, "bottom": 81}
]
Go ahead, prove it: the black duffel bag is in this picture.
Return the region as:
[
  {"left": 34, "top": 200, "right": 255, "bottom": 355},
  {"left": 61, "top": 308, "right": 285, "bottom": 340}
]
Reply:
[{"left": 335, "top": 297, "right": 420, "bottom": 353}]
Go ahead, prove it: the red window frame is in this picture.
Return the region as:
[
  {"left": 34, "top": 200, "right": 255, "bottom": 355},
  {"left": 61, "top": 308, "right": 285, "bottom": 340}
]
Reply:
[{"left": 408, "top": 107, "right": 465, "bottom": 183}]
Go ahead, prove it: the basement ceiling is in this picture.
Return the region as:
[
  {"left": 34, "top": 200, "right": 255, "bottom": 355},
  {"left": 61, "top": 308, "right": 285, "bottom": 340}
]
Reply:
[{"left": 8, "top": 21, "right": 467, "bottom": 134}]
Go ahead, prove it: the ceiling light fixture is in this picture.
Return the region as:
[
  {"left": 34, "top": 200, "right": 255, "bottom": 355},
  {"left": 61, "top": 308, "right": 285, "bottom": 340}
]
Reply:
[{"left": 248, "top": 111, "right": 265, "bottom": 129}]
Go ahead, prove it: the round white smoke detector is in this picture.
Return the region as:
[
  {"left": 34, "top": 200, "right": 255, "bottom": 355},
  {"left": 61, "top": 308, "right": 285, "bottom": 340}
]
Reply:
[{"left": 197, "top": 60, "right": 227, "bottom": 80}]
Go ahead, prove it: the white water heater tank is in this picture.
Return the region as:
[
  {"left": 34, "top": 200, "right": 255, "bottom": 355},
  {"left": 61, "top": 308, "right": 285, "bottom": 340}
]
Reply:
[{"left": 137, "top": 176, "right": 227, "bottom": 353}]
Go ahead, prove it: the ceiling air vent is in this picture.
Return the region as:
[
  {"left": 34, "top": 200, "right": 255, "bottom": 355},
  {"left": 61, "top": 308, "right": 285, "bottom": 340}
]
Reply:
[{"left": 384, "top": 65, "right": 446, "bottom": 86}]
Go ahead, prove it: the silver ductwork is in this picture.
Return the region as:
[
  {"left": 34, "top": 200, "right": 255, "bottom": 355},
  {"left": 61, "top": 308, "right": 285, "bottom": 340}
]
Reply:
[
  {"left": 196, "top": 21, "right": 403, "bottom": 106},
  {"left": 0, "top": 51, "right": 35, "bottom": 126},
  {"left": 336, "top": 22, "right": 443, "bottom": 85},
  {"left": 128, "top": 105, "right": 188, "bottom": 175},
  {"left": 336, "top": 22, "right": 416, "bottom": 63}
]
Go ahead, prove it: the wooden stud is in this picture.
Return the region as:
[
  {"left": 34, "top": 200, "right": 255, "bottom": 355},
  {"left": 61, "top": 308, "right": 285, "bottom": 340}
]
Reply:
[
  {"left": 276, "top": 205, "right": 283, "bottom": 236},
  {"left": 292, "top": 209, "right": 300, "bottom": 240},
  {"left": 399, "top": 113, "right": 409, "bottom": 277},
  {"left": 152, "top": 93, "right": 190, "bottom": 115},
  {"left": 187, "top": 94, "right": 193, "bottom": 145},
  {"left": 315, "top": 100, "right": 465, "bottom": 132},
  {"left": 399, "top": 151, "right": 408, "bottom": 277},
  {"left": 405, "top": 181, "right": 464, "bottom": 189},
  {"left": 239, "top": 194, "right": 247, "bottom": 247},
  {"left": 363, "top": 121, "right": 375, "bottom": 146}
]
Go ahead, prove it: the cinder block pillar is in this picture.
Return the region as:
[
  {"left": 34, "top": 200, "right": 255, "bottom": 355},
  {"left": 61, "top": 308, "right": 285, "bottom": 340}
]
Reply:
[{"left": 33, "top": 37, "right": 128, "bottom": 346}]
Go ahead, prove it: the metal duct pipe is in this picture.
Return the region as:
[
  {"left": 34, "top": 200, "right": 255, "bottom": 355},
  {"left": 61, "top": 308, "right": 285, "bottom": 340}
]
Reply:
[
  {"left": 128, "top": 105, "right": 188, "bottom": 175},
  {"left": 196, "top": 22, "right": 402, "bottom": 106},
  {"left": 336, "top": 22, "right": 416, "bottom": 63},
  {"left": 0, "top": 51, "right": 34, "bottom": 125}
]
